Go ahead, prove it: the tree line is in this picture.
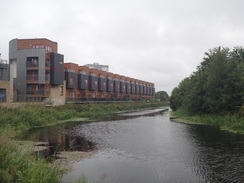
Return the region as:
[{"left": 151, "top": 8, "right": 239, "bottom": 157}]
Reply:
[{"left": 170, "top": 46, "right": 244, "bottom": 114}]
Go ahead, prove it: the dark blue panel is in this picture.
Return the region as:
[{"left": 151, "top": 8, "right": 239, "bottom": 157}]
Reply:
[
  {"left": 135, "top": 84, "right": 139, "bottom": 94},
  {"left": 120, "top": 81, "right": 125, "bottom": 93},
  {"left": 50, "top": 53, "right": 64, "bottom": 85},
  {"left": 126, "top": 83, "right": 131, "bottom": 94},
  {"left": 139, "top": 85, "right": 142, "bottom": 95},
  {"left": 66, "top": 72, "right": 77, "bottom": 89},
  {"left": 143, "top": 85, "right": 146, "bottom": 95},
  {"left": 78, "top": 74, "right": 88, "bottom": 90},
  {"left": 106, "top": 78, "right": 113, "bottom": 92},
  {"left": 98, "top": 77, "right": 106, "bottom": 91},
  {"left": 113, "top": 80, "right": 120, "bottom": 93},
  {"left": 89, "top": 75, "right": 98, "bottom": 91},
  {"left": 131, "top": 83, "right": 135, "bottom": 94}
]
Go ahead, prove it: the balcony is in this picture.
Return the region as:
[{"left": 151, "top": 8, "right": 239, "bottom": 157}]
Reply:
[
  {"left": 45, "top": 75, "right": 50, "bottom": 82},
  {"left": 26, "top": 74, "right": 50, "bottom": 83},
  {"left": 27, "top": 74, "right": 38, "bottom": 81},
  {"left": 26, "top": 61, "right": 39, "bottom": 68},
  {"left": 26, "top": 61, "right": 50, "bottom": 69},
  {"left": 26, "top": 90, "right": 49, "bottom": 97}
]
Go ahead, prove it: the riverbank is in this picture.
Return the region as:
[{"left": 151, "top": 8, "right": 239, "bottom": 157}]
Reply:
[
  {"left": 170, "top": 110, "right": 244, "bottom": 134},
  {"left": 0, "top": 102, "right": 167, "bottom": 132},
  {"left": 0, "top": 102, "right": 167, "bottom": 183}
]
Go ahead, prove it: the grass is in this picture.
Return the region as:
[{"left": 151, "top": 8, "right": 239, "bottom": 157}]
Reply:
[
  {"left": 171, "top": 109, "right": 244, "bottom": 134},
  {"left": 0, "top": 133, "right": 61, "bottom": 183},
  {"left": 75, "top": 176, "right": 87, "bottom": 183}
]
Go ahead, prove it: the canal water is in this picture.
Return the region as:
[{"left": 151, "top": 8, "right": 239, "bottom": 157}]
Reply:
[{"left": 20, "top": 109, "right": 244, "bottom": 183}]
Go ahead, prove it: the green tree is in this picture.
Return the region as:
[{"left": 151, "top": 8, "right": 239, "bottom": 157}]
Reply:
[
  {"left": 155, "top": 91, "right": 169, "bottom": 102},
  {"left": 170, "top": 78, "right": 191, "bottom": 111}
]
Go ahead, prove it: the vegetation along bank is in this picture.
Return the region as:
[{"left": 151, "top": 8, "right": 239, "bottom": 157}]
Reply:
[
  {"left": 0, "top": 101, "right": 166, "bottom": 183},
  {"left": 170, "top": 46, "right": 244, "bottom": 134}
]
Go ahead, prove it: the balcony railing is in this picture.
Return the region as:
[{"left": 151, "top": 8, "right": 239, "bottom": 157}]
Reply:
[
  {"left": 13, "top": 94, "right": 46, "bottom": 102},
  {"left": 26, "top": 61, "right": 39, "bottom": 67},
  {"left": 27, "top": 74, "right": 38, "bottom": 81},
  {"left": 26, "top": 61, "right": 51, "bottom": 68},
  {"left": 26, "top": 90, "right": 49, "bottom": 96},
  {"left": 26, "top": 75, "right": 50, "bottom": 81},
  {"left": 45, "top": 75, "right": 50, "bottom": 81}
]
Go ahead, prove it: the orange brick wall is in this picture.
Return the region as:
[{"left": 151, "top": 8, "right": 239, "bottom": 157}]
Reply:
[{"left": 17, "top": 38, "right": 58, "bottom": 53}]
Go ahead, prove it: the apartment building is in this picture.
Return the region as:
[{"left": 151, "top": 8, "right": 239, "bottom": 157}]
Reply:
[
  {"left": 9, "top": 38, "right": 66, "bottom": 105},
  {"left": 8, "top": 38, "right": 155, "bottom": 105},
  {"left": 64, "top": 63, "right": 155, "bottom": 102}
]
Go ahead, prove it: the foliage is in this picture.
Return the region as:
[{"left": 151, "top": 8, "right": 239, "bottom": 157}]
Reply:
[
  {"left": 155, "top": 91, "right": 169, "bottom": 102},
  {"left": 170, "top": 46, "right": 244, "bottom": 115}
]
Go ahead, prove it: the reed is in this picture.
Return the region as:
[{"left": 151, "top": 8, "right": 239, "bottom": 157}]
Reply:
[
  {"left": 0, "top": 102, "right": 166, "bottom": 131},
  {"left": 171, "top": 109, "right": 244, "bottom": 134},
  {"left": 75, "top": 176, "right": 87, "bottom": 183},
  {"left": 0, "top": 134, "right": 61, "bottom": 183}
]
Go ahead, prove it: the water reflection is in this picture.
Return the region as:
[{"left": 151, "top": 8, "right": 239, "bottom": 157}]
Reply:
[{"left": 18, "top": 122, "right": 96, "bottom": 155}]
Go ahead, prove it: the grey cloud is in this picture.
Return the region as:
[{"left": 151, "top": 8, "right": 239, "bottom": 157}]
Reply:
[{"left": 1, "top": 0, "right": 244, "bottom": 95}]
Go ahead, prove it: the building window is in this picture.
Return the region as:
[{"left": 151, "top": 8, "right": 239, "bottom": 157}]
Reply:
[
  {"left": 26, "top": 57, "right": 38, "bottom": 67},
  {"left": 103, "top": 82, "right": 106, "bottom": 89},
  {"left": 27, "top": 70, "right": 38, "bottom": 81},
  {"left": 70, "top": 77, "right": 74, "bottom": 86},
  {"left": 32, "top": 45, "right": 53, "bottom": 52},
  {"left": 60, "top": 86, "right": 63, "bottom": 96},
  {"left": 0, "top": 89, "right": 6, "bottom": 102},
  {"left": 45, "top": 85, "right": 50, "bottom": 95}
]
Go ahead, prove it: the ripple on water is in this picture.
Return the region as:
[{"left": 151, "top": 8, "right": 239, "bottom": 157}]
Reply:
[{"left": 22, "top": 113, "right": 244, "bottom": 183}]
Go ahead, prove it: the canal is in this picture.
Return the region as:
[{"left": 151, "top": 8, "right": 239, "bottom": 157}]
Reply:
[{"left": 20, "top": 109, "right": 244, "bottom": 183}]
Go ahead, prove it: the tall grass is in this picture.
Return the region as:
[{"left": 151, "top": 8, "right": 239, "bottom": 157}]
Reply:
[
  {"left": 171, "top": 109, "right": 244, "bottom": 134},
  {"left": 0, "top": 134, "right": 61, "bottom": 183},
  {"left": 0, "top": 102, "right": 166, "bottom": 131}
]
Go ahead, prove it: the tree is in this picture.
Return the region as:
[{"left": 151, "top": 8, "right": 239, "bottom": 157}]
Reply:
[
  {"left": 155, "top": 91, "right": 169, "bottom": 102},
  {"left": 169, "top": 78, "right": 191, "bottom": 111}
]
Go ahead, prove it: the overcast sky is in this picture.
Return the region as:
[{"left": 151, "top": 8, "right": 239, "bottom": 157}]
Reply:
[{"left": 1, "top": 0, "right": 244, "bottom": 95}]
